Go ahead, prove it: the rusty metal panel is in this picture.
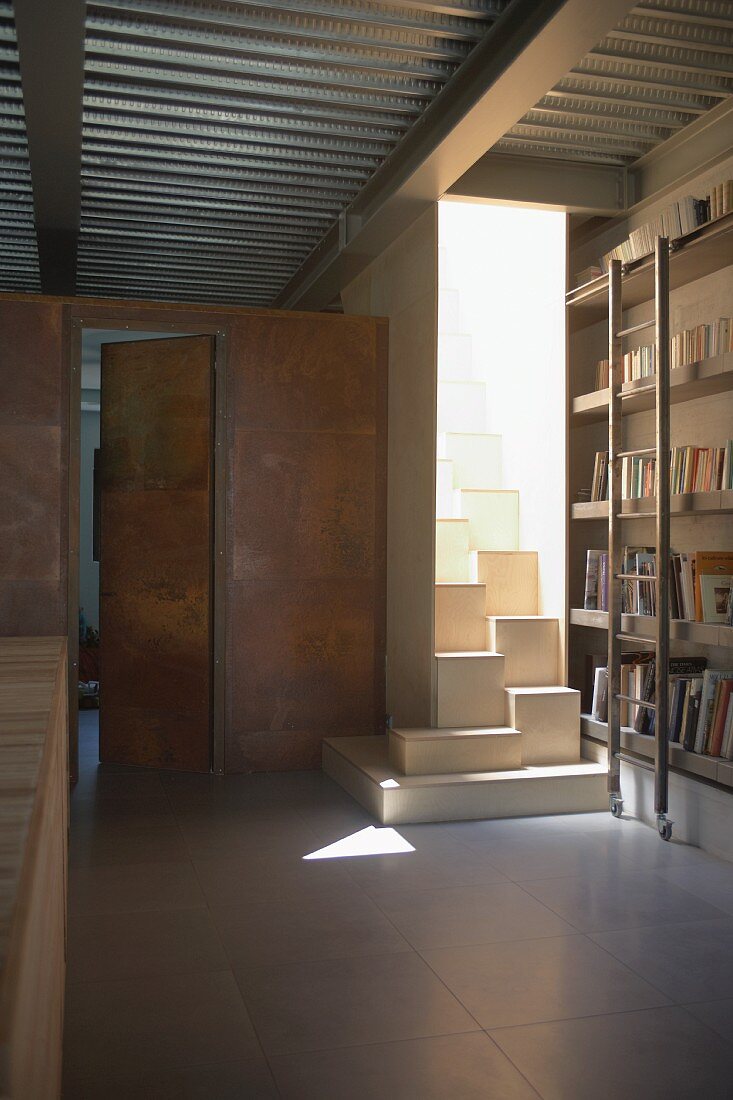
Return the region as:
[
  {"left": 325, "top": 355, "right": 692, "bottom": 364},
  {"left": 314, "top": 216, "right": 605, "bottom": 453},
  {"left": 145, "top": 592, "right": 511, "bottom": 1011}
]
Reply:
[
  {"left": 226, "top": 311, "right": 387, "bottom": 772},
  {"left": 100, "top": 334, "right": 213, "bottom": 771}
]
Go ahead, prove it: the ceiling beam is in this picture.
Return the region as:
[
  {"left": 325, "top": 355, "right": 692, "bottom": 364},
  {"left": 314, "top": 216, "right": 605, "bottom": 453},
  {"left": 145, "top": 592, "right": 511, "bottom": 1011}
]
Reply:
[
  {"left": 274, "top": 0, "right": 637, "bottom": 311},
  {"left": 447, "top": 152, "right": 628, "bottom": 215},
  {"left": 14, "top": 0, "right": 86, "bottom": 294}
]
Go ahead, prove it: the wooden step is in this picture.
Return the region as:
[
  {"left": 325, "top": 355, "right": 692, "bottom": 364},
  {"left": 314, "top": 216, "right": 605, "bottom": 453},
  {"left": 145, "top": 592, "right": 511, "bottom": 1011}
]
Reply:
[
  {"left": 438, "top": 432, "right": 502, "bottom": 489},
  {"left": 435, "top": 519, "right": 470, "bottom": 582},
  {"left": 389, "top": 726, "right": 522, "bottom": 776},
  {"left": 437, "top": 381, "right": 487, "bottom": 435},
  {"left": 487, "top": 616, "right": 559, "bottom": 687},
  {"left": 435, "top": 651, "right": 505, "bottom": 728},
  {"left": 435, "top": 583, "right": 486, "bottom": 652},
  {"left": 323, "top": 736, "right": 607, "bottom": 824},
  {"left": 455, "top": 489, "right": 519, "bottom": 551},
  {"left": 436, "top": 459, "right": 455, "bottom": 519},
  {"left": 476, "top": 551, "right": 538, "bottom": 616},
  {"left": 438, "top": 332, "right": 473, "bottom": 380},
  {"left": 505, "top": 686, "right": 581, "bottom": 766}
]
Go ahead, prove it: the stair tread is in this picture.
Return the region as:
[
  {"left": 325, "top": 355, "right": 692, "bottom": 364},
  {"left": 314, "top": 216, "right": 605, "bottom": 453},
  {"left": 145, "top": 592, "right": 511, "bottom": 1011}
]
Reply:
[
  {"left": 392, "top": 726, "right": 519, "bottom": 742},
  {"left": 487, "top": 614, "right": 557, "bottom": 622},
  {"left": 325, "top": 735, "right": 602, "bottom": 790},
  {"left": 436, "top": 582, "right": 485, "bottom": 588},
  {"left": 435, "top": 650, "right": 501, "bottom": 659},
  {"left": 506, "top": 685, "right": 580, "bottom": 696}
]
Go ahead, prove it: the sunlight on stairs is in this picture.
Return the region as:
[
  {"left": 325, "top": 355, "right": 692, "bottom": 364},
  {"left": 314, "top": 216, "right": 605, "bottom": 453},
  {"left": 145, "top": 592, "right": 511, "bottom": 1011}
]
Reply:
[{"left": 323, "top": 250, "right": 605, "bottom": 823}]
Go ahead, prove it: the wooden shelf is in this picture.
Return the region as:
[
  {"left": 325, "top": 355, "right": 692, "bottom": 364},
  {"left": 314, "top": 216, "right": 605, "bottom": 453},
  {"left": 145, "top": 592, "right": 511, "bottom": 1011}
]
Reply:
[
  {"left": 580, "top": 713, "right": 732, "bottom": 788},
  {"left": 566, "top": 213, "right": 733, "bottom": 331},
  {"left": 572, "top": 490, "right": 733, "bottom": 520},
  {"left": 570, "top": 608, "right": 731, "bottom": 647},
  {"left": 572, "top": 352, "right": 733, "bottom": 425}
]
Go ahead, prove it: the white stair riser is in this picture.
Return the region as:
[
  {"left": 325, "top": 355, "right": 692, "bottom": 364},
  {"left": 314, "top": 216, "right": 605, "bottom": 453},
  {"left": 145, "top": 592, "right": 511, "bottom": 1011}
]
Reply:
[
  {"left": 506, "top": 688, "right": 581, "bottom": 766},
  {"left": 437, "top": 382, "right": 488, "bottom": 435},
  {"left": 389, "top": 728, "right": 522, "bottom": 775},
  {"left": 477, "top": 551, "right": 539, "bottom": 616},
  {"left": 435, "top": 584, "right": 486, "bottom": 652},
  {"left": 435, "top": 520, "right": 470, "bottom": 583},
  {"left": 436, "top": 460, "right": 455, "bottom": 518},
  {"left": 438, "top": 333, "right": 473, "bottom": 380},
  {"left": 438, "top": 289, "right": 460, "bottom": 334},
  {"left": 455, "top": 490, "right": 519, "bottom": 551},
  {"left": 438, "top": 433, "right": 502, "bottom": 490},
  {"left": 488, "top": 618, "right": 559, "bottom": 687},
  {"left": 436, "top": 654, "right": 505, "bottom": 727}
]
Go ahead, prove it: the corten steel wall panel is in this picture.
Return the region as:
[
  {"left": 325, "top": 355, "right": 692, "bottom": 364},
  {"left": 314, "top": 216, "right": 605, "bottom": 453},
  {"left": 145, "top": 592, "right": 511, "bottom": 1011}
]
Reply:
[
  {"left": 0, "top": 300, "right": 66, "bottom": 635},
  {"left": 227, "top": 312, "right": 387, "bottom": 772},
  {"left": 100, "top": 335, "right": 213, "bottom": 772}
]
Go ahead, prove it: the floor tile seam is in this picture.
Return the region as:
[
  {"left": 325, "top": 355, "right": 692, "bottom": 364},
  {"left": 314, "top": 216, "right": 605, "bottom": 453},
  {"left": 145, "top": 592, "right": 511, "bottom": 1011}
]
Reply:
[
  {"left": 355, "top": 874, "right": 535, "bottom": 906},
  {"left": 66, "top": 1054, "right": 282, "bottom": 1089},
  {"left": 68, "top": 899, "right": 209, "bottom": 918},
  {"left": 264, "top": 1027, "right": 492, "bottom": 1064},
  {"left": 582, "top": 929, "right": 681, "bottom": 1005},
  {"left": 63, "top": 961, "right": 236, "bottom": 990},
  {"left": 212, "top": 930, "right": 417, "bottom": 968},
  {"left": 484, "top": 1001, "right": 692, "bottom": 1037}
]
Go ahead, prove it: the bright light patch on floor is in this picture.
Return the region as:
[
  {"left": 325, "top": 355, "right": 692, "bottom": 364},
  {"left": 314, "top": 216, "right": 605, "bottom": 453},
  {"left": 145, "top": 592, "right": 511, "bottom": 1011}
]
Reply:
[
  {"left": 303, "top": 826, "right": 415, "bottom": 860},
  {"left": 380, "top": 779, "right": 400, "bottom": 789}
]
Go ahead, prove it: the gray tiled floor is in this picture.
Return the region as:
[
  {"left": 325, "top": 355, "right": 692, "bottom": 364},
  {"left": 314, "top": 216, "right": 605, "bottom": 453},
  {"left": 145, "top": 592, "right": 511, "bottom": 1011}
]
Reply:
[{"left": 64, "top": 713, "right": 733, "bottom": 1097}]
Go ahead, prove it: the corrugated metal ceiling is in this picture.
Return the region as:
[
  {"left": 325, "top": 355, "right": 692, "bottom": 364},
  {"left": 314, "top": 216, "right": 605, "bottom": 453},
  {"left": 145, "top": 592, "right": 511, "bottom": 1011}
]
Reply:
[
  {"left": 0, "top": 0, "right": 40, "bottom": 292},
  {"left": 75, "top": 0, "right": 513, "bottom": 306},
  {"left": 492, "top": 0, "right": 733, "bottom": 166}
]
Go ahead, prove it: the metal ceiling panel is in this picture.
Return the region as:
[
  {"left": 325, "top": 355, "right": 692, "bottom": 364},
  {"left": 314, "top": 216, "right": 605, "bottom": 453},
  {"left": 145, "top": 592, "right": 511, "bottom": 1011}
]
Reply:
[
  {"left": 492, "top": 0, "right": 733, "bottom": 167},
  {"left": 77, "top": 0, "right": 511, "bottom": 304},
  {"left": 0, "top": 0, "right": 40, "bottom": 291}
]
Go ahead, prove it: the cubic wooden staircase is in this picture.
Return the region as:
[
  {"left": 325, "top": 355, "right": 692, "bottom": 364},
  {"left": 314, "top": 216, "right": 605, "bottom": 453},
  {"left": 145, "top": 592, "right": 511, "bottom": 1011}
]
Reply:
[{"left": 323, "top": 256, "right": 605, "bottom": 823}]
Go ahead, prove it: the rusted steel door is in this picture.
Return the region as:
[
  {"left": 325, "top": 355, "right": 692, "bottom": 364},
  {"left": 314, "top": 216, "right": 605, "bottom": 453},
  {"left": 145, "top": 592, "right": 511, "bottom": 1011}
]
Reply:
[{"left": 99, "top": 336, "right": 213, "bottom": 771}]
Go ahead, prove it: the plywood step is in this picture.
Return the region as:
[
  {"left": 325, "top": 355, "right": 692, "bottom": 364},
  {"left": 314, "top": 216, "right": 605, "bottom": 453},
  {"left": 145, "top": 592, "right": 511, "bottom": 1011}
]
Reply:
[
  {"left": 487, "top": 616, "right": 559, "bottom": 687},
  {"left": 438, "top": 332, "right": 473, "bottom": 380},
  {"left": 476, "top": 551, "right": 538, "bottom": 616},
  {"left": 435, "top": 583, "right": 486, "bottom": 652},
  {"left": 389, "top": 726, "right": 522, "bottom": 776},
  {"left": 454, "top": 489, "right": 518, "bottom": 551},
  {"left": 435, "top": 519, "right": 470, "bottom": 583},
  {"left": 438, "top": 433, "right": 502, "bottom": 490},
  {"left": 323, "top": 736, "right": 607, "bottom": 825},
  {"left": 435, "top": 651, "right": 505, "bottom": 728},
  {"left": 437, "top": 381, "right": 487, "bottom": 435},
  {"left": 505, "top": 686, "right": 581, "bottom": 766},
  {"left": 436, "top": 459, "right": 454, "bottom": 519}
]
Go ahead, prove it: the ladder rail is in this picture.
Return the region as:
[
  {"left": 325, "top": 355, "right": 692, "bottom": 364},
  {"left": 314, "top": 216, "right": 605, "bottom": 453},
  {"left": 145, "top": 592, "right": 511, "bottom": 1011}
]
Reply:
[
  {"left": 655, "top": 236, "right": 671, "bottom": 820},
  {"left": 607, "top": 258, "right": 623, "bottom": 804}
]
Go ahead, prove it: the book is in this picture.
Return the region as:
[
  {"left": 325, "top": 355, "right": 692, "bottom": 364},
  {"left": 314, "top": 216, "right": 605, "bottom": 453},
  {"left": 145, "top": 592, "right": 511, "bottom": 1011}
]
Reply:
[
  {"left": 584, "top": 550, "right": 602, "bottom": 611},
  {"left": 592, "top": 667, "right": 608, "bottom": 722},
  {"left": 682, "top": 677, "right": 704, "bottom": 751},
  {"left": 709, "top": 680, "right": 733, "bottom": 758},
  {"left": 699, "top": 573, "right": 733, "bottom": 624},
  {"left": 694, "top": 670, "right": 733, "bottom": 754},
  {"left": 722, "top": 695, "right": 733, "bottom": 759}
]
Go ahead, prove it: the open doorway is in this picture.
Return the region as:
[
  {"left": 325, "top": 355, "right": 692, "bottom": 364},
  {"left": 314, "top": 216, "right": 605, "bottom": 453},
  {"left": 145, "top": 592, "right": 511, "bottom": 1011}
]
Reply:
[{"left": 77, "top": 329, "right": 214, "bottom": 774}]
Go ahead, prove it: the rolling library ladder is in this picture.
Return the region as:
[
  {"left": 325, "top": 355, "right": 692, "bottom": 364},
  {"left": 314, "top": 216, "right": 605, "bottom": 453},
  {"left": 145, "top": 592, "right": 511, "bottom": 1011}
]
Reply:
[{"left": 606, "top": 238, "right": 673, "bottom": 840}]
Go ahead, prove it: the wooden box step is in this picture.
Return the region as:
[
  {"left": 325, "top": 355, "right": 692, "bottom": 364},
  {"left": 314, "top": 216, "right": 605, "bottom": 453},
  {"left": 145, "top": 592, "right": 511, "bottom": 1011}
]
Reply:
[
  {"left": 438, "top": 332, "right": 473, "bottom": 380},
  {"left": 435, "top": 519, "right": 471, "bottom": 583},
  {"left": 322, "top": 736, "right": 607, "bottom": 825},
  {"left": 505, "top": 686, "right": 581, "bottom": 766},
  {"left": 435, "top": 583, "right": 486, "bottom": 652},
  {"left": 455, "top": 489, "right": 519, "bottom": 551},
  {"left": 438, "top": 432, "right": 502, "bottom": 489},
  {"left": 436, "top": 459, "right": 455, "bottom": 519},
  {"left": 476, "top": 551, "right": 538, "bottom": 616},
  {"left": 487, "top": 615, "right": 559, "bottom": 687},
  {"left": 437, "top": 381, "right": 487, "bottom": 435},
  {"left": 389, "top": 725, "right": 522, "bottom": 776},
  {"left": 435, "top": 651, "right": 505, "bottom": 728}
]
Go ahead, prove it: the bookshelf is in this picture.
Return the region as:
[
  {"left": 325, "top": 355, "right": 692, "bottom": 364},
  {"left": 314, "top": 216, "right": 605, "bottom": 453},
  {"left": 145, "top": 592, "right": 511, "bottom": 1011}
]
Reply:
[{"left": 567, "top": 208, "right": 733, "bottom": 825}]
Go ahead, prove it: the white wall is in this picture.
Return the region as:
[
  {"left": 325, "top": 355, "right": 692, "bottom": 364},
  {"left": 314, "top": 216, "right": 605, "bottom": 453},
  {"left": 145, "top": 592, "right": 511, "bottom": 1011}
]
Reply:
[{"left": 439, "top": 201, "right": 567, "bottom": 656}]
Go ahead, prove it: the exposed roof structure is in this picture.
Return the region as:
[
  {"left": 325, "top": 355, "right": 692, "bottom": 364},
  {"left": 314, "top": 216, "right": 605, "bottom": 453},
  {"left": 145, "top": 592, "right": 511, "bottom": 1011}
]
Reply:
[{"left": 1, "top": 0, "right": 731, "bottom": 306}]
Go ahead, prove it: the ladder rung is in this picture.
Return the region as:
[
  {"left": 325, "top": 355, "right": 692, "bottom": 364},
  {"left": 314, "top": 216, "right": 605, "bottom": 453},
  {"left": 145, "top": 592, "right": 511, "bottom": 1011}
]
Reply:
[
  {"left": 616, "top": 573, "right": 658, "bottom": 581},
  {"left": 616, "top": 448, "right": 656, "bottom": 458},
  {"left": 617, "top": 694, "right": 656, "bottom": 709},
  {"left": 617, "top": 633, "right": 656, "bottom": 645},
  {"left": 614, "top": 751, "right": 655, "bottom": 773},
  {"left": 617, "top": 511, "right": 656, "bottom": 518},
  {"left": 616, "top": 319, "right": 655, "bottom": 337}
]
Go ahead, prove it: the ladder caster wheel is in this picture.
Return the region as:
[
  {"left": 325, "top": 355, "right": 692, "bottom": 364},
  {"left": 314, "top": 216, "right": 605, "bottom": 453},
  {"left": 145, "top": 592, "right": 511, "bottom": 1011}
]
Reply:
[
  {"left": 657, "top": 818, "right": 673, "bottom": 842},
  {"left": 610, "top": 797, "right": 623, "bottom": 819}
]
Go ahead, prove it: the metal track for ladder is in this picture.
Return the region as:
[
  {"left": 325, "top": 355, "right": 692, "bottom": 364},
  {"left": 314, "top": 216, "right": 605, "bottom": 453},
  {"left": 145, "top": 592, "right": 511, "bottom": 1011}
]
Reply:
[{"left": 607, "top": 238, "right": 672, "bottom": 841}]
